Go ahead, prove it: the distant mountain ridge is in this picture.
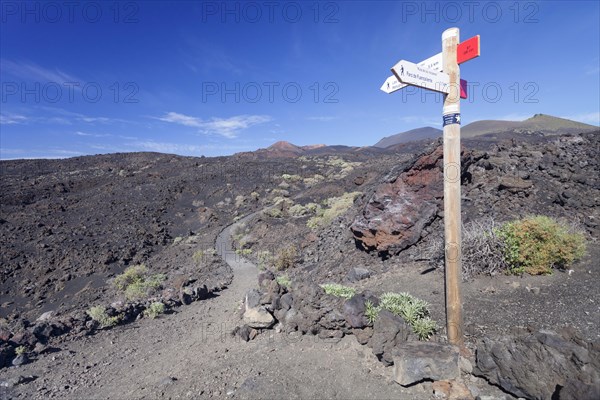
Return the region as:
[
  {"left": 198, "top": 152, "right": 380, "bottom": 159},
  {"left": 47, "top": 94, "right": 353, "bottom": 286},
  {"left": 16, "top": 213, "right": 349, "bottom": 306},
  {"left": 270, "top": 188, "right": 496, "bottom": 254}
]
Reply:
[
  {"left": 374, "top": 127, "right": 442, "bottom": 148},
  {"left": 245, "top": 114, "right": 596, "bottom": 158},
  {"left": 375, "top": 114, "right": 597, "bottom": 148}
]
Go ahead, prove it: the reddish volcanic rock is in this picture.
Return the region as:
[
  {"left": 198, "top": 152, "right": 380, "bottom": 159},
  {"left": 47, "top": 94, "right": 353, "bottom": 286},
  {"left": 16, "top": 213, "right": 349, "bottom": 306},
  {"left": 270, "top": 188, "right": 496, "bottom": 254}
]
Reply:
[{"left": 351, "top": 145, "right": 445, "bottom": 253}]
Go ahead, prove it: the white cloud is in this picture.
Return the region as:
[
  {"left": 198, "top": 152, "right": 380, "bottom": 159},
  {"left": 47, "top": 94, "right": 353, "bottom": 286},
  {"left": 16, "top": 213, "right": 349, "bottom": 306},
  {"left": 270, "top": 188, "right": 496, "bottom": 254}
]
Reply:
[
  {"left": 75, "top": 131, "right": 111, "bottom": 138},
  {"left": 398, "top": 115, "right": 441, "bottom": 127},
  {"left": 0, "top": 148, "right": 84, "bottom": 160},
  {"left": 134, "top": 141, "right": 206, "bottom": 154},
  {"left": 497, "top": 113, "right": 531, "bottom": 121},
  {"left": 561, "top": 112, "right": 600, "bottom": 126},
  {"left": 132, "top": 140, "right": 252, "bottom": 154},
  {"left": 158, "top": 112, "right": 204, "bottom": 128},
  {"left": 157, "top": 112, "right": 272, "bottom": 138},
  {"left": 1, "top": 59, "right": 80, "bottom": 84},
  {"left": 307, "top": 116, "right": 338, "bottom": 122},
  {"left": 0, "top": 113, "right": 27, "bottom": 125}
]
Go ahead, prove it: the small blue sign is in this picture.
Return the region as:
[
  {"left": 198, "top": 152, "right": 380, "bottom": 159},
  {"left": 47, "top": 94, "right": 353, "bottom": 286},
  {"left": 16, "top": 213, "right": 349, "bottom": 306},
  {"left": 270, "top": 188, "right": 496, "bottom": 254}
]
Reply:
[{"left": 443, "top": 113, "right": 461, "bottom": 126}]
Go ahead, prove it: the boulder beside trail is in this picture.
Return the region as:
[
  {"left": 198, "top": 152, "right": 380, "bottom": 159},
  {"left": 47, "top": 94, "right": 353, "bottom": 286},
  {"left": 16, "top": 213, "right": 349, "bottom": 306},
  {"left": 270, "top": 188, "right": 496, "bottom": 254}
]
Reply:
[
  {"left": 392, "top": 342, "right": 460, "bottom": 386},
  {"left": 474, "top": 329, "right": 600, "bottom": 400}
]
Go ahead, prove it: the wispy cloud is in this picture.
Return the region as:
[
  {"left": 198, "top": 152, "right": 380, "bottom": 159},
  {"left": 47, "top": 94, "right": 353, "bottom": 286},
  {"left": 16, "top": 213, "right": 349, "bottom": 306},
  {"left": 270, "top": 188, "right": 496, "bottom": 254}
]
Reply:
[
  {"left": 497, "top": 113, "right": 531, "bottom": 121},
  {"left": 1, "top": 59, "right": 80, "bottom": 83},
  {"left": 0, "top": 113, "right": 27, "bottom": 125},
  {"left": 180, "top": 37, "right": 244, "bottom": 75},
  {"left": 131, "top": 140, "right": 253, "bottom": 154},
  {"left": 32, "top": 107, "right": 133, "bottom": 125},
  {"left": 75, "top": 131, "right": 110, "bottom": 138},
  {"left": 561, "top": 112, "right": 600, "bottom": 126},
  {"left": 75, "top": 131, "right": 138, "bottom": 140},
  {"left": 157, "top": 112, "right": 272, "bottom": 138},
  {"left": 398, "top": 115, "right": 441, "bottom": 127},
  {"left": 0, "top": 148, "right": 84, "bottom": 160},
  {"left": 133, "top": 141, "right": 206, "bottom": 154},
  {"left": 584, "top": 57, "right": 600, "bottom": 75},
  {"left": 307, "top": 116, "right": 338, "bottom": 122}
]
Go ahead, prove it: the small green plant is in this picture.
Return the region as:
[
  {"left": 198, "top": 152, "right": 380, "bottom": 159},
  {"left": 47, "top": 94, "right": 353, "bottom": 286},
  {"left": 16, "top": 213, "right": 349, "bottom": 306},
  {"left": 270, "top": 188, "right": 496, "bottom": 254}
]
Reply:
[
  {"left": 320, "top": 283, "right": 356, "bottom": 299},
  {"left": 256, "top": 250, "right": 272, "bottom": 270},
  {"left": 379, "top": 292, "right": 429, "bottom": 323},
  {"left": 264, "top": 207, "right": 284, "bottom": 218},
  {"left": 303, "top": 174, "right": 325, "bottom": 186},
  {"left": 495, "top": 215, "right": 586, "bottom": 275},
  {"left": 274, "top": 245, "right": 297, "bottom": 270},
  {"left": 307, "top": 192, "right": 361, "bottom": 229},
  {"left": 172, "top": 236, "right": 184, "bottom": 245},
  {"left": 87, "top": 305, "right": 120, "bottom": 328},
  {"left": 282, "top": 173, "right": 302, "bottom": 182},
  {"left": 113, "top": 264, "right": 166, "bottom": 301},
  {"left": 364, "top": 300, "right": 379, "bottom": 325},
  {"left": 288, "top": 204, "right": 309, "bottom": 217},
  {"left": 276, "top": 275, "right": 292, "bottom": 288},
  {"left": 411, "top": 317, "right": 438, "bottom": 340},
  {"left": 234, "top": 195, "right": 245, "bottom": 208},
  {"left": 236, "top": 248, "right": 253, "bottom": 256},
  {"left": 15, "top": 345, "right": 27, "bottom": 356},
  {"left": 144, "top": 302, "right": 166, "bottom": 319},
  {"left": 192, "top": 250, "right": 204, "bottom": 264},
  {"left": 365, "top": 292, "right": 438, "bottom": 340}
]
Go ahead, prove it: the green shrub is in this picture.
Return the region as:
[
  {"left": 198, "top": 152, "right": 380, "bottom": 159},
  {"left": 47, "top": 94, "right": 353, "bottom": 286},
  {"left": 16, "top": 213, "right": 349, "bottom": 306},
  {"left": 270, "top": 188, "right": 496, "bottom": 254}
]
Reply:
[
  {"left": 274, "top": 245, "right": 297, "bottom": 270},
  {"left": 145, "top": 302, "right": 166, "bottom": 319},
  {"left": 303, "top": 174, "right": 325, "bottom": 186},
  {"left": 276, "top": 275, "right": 292, "bottom": 288},
  {"left": 365, "top": 300, "right": 379, "bottom": 325},
  {"left": 113, "top": 264, "right": 166, "bottom": 301},
  {"left": 366, "top": 292, "right": 437, "bottom": 340},
  {"left": 264, "top": 207, "right": 283, "bottom": 218},
  {"left": 236, "top": 248, "right": 253, "bottom": 256},
  {"left": 495, "top": 215, "right": 586, "bottom": 275},
  {"left": 282, "top": 173, "right": 302, "bottom": 182},
  {"left": 288, "top": 204, "right": 309, "bottom": 217},
  {"left": 307, "top": 192, "right": 360, "bottom": 229},
  {"left": 192, "top": 250, "right": 204, "bottom": 264},
  {"left": 113, "top": 264, "right": 147, "bottom": 291},
  {"left": 379, "top": 292, "right": 429, "bottom": 323},
  {"left": 411, "top": 317, "right": 438, "bottom": 340},
  {"left": 193, "top": 248, "right": 217, "bottom": 264},
  {"left": 320, "top": 283, "right": 356, "bottom": 299},
  {"left": 256, "top": 250, "right": 272, "bottom": 270},
  {"left": 87, "top": 305, "right": 120, "bottom": 328},
  {"left": 234, "top": 195, "right": 245, "bottom": 208},
  {"left": 15, "top": 345, "right": 27, "bottom": 356}
]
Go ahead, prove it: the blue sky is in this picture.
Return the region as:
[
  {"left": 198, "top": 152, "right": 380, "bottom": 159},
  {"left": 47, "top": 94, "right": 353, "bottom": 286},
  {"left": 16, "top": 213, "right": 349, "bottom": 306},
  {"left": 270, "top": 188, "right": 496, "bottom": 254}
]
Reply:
[{"left": 1, "top": 0, "right": 599, "bottom": 159}]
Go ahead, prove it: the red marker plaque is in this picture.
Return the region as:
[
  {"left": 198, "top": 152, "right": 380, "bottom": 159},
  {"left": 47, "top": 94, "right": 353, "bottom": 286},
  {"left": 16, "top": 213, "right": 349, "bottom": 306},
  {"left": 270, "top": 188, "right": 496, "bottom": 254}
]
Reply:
[{"left": 457, "top": 35, "right": 480, "bottom": 64}]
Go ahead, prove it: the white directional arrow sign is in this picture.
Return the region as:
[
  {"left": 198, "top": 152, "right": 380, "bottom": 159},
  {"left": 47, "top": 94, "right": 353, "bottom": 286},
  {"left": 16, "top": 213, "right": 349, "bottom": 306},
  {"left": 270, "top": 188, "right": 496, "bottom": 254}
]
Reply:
[
  {"left": 381, "top": 53, "right": 442, "bottom": 94},
  {"left": 392, "top": 60, "right": 450, "bottom": 94}
]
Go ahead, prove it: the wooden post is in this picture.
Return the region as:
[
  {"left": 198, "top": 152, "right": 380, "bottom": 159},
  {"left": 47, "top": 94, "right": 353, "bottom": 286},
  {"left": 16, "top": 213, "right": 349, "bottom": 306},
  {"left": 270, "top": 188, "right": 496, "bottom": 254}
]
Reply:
[{"left": 441, "top": 27, "right": 464, "bottom": 346}]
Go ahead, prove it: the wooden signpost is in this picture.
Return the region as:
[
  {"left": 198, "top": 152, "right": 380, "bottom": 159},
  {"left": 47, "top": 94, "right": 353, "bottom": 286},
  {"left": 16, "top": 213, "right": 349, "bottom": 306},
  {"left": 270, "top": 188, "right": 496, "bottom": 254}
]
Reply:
[
  {"left": 392, "top": 60, "right": 450, "bottom": 93},
  {"left": 381, "top": 28, "right": 481, "bottom": 346},
  {"left": 381, "top": 35, "right": 480, "bottom": 99}
]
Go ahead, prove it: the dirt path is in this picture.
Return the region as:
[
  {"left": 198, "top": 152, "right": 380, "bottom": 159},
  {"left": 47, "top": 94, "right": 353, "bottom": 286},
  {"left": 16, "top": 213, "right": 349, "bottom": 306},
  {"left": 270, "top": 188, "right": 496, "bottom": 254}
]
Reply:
[{"left": 1, "top": 214, "right": 431, "bottom": 400}]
